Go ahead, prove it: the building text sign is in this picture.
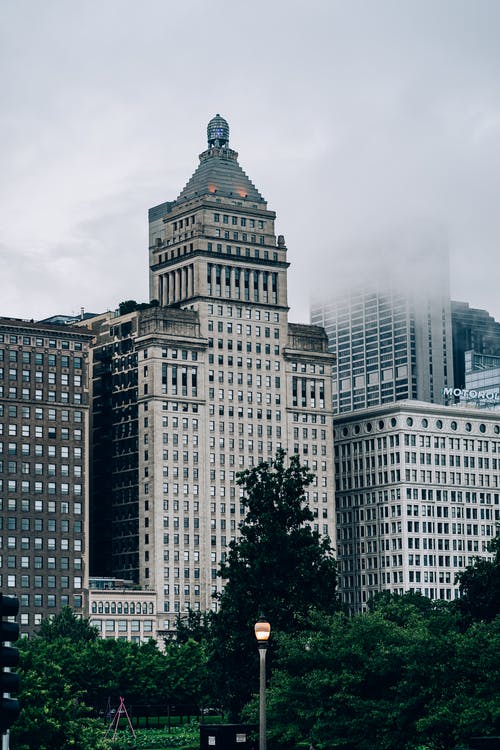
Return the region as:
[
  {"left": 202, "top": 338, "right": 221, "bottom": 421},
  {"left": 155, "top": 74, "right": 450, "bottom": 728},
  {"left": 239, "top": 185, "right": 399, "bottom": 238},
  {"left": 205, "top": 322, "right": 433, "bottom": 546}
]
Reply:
[{"left": 443, "top": 387, "right": 499, "bottom": 402}]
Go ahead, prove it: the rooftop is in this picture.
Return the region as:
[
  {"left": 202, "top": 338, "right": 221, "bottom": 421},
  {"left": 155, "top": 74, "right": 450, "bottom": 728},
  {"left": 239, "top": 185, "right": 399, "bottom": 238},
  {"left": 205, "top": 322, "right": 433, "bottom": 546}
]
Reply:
[{"left": 175, "top": 114, "right": 266, "bottom": 205}]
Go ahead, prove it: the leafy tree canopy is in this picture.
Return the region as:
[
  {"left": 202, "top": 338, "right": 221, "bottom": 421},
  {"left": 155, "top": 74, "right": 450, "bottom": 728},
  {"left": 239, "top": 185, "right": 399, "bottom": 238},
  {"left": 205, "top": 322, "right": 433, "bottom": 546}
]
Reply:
[
  {"left": 174, "top": 609, "right": 213, "bottom": 645},
  {"left": 208, "top": 449, "right": 339, "bottom": 716},
  {"left": 118, "top": 299, "right": 159, "bottom": 315},
  {"left": 455, "top": 534, "right": 500, "bottom": 623},
  {"left": 255, "top": 600, "right": 500, "bottom": 750},
  {"left": 14, "top": 612, "right": 209, "bottom": 749},
  {"left": 218, "top": 449, "right": 338, "bottom": 629},
  {"left": 36, "top": 606, "right": 99, "bottom": 642}
]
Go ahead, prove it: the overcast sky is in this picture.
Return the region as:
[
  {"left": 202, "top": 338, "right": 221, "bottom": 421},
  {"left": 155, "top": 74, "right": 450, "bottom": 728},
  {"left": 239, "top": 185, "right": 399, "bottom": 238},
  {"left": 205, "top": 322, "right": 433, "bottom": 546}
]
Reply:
[{"left": 1, "top": 0, "right": 499, "bottom": 324}]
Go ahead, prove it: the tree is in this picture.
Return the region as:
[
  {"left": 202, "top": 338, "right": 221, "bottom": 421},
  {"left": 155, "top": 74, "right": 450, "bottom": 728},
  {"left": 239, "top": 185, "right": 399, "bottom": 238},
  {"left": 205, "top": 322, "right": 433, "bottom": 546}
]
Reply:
[
  {"left": 455, "top": 534, "right": 500, "bottom": 623},
  {"left": 160, "top": 638, "right": 210, "bottom": 707},
  {"left": 14, "top": 611, "right": 210, "bottom": 746},
  {"left": 36, "top": 606, "right": 98, "bottom": 642},
  {"left": 118, "top": 299, "right": 159, "bottom": 315},
  {"left": 12, "top": 638, "right": 109, "bottom": 750},
  {"left": 209, "top": 449, "right": 339, "bottom": 717},
  {"left": 260, "top": 598, "right": 500, "bottom": 750},
  {"left": 174, "top": 609, "right": 213, "bottom": 646}
]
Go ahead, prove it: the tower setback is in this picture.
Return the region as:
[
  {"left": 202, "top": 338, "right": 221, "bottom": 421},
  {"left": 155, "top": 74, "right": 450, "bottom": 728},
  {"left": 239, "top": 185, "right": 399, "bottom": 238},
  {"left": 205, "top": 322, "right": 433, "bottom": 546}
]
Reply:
[{"left": 89, "top": 117, "right": 335, "bottom": 634}]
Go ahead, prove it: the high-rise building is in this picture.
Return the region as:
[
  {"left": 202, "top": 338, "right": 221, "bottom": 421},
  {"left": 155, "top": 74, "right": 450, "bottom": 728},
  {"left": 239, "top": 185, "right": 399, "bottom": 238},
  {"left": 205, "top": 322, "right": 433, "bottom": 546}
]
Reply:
[
  {"left": 311, "top": 228, "right": 455, "bottom": 414},
  {"left": 451, "top": 300, "right": 500, "bottom": 390},
  {"left": 311, "top": 284, "right": 454, "bottom": 414},
  {"left": 88, "top": 116, "right": 335, "bottom": 634},
  {"left": 334, "top": 401, "right": 499, "bottom": 612},
  {"left": 0, "top": 317, "right": 93, "bottom": 636},
  {"left": 311, "top": 237, "right": 499, "bottom": 611}
]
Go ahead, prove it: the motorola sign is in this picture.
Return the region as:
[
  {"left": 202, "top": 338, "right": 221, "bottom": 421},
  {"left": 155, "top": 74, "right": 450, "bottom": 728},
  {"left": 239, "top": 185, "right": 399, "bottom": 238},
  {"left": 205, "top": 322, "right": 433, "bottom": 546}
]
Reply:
[{"left": 442, "top": 387, "right": 500, "bottom": 403}]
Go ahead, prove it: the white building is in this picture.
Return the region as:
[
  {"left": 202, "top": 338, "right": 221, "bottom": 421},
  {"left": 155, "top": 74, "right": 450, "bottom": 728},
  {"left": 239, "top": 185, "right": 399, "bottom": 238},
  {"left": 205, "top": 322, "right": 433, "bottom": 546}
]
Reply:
[
  {"left": 334, "top": 401, "right": 499, "bottom": 612},
  {"left": 88, "top": 578, "right": 157, "bottom": 643}
]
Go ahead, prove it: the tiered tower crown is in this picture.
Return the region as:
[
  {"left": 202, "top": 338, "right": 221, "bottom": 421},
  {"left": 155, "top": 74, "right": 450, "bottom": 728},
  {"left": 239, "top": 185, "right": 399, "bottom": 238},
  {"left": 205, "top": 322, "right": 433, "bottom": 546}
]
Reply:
[
  {"left": 149, "top": 115, "right": 288, "bottom": 310},
  {"left": 175, "top": 115, "right": 265, "bottom": 204}
]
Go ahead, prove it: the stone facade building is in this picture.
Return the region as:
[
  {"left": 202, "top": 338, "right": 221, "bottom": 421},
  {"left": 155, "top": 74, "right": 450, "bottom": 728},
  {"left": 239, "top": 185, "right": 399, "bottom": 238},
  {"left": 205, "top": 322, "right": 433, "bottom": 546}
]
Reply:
[
  {"left": 88, "top": 578, "right": 157, "bottom": 642},
  {"left": 87, "top": 116, "right": 335, "bottom": 634},
  {"left": 334, "top": 401, "right": 499, "bottom": 612}
]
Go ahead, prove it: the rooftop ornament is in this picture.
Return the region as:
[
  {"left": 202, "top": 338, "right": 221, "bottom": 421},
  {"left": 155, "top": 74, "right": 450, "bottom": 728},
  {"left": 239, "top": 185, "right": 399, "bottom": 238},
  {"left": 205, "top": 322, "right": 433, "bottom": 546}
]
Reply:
[{"left": 207, "top": 114, "right": 229, "bottom": 148}]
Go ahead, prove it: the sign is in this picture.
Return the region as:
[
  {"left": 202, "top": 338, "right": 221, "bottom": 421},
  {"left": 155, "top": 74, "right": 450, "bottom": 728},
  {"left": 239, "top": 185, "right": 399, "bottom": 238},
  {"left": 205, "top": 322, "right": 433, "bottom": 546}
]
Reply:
[
  {"left": 442, "top": 387, "right": 500, "bottom": 402},
  {"left": 236, "top": 734, "right": 247, "bottom": 743},
  {"left": 208, "top": 737, "right": 216, "bottom": 746}
]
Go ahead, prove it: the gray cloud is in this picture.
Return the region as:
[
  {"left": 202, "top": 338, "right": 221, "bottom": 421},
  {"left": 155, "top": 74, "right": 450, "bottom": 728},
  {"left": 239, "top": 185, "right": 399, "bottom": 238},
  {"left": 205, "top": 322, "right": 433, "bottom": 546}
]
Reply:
[{"left": 1, "top": 0, "right": 499, "bottom": 322}]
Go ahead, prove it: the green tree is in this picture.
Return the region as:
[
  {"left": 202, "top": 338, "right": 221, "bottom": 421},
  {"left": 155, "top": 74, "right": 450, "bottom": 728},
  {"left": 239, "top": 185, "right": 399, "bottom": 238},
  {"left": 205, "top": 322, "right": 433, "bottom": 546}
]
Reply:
[
  {"left": 118, "top": 299, "right": 159, "bottom": 315},
  {"left": 36, "top": 606, "right": 98, "bottom": 642},
  {"left": 174, "top": 609, "right": 213, "bottom": 646},
  {"left": 455, "top": 534, "right": 500, "bottom": 623},
  {"left": 209, "top": 449, "right": 339, "bottom": 717},
  {"left": 118, "top": 299, "right": 139, "bottom": 314},
  {"left": 12, "top": 638, "right": 110, "bottom": 750},
  {"left": 259, "top": 597, "right": 499, "bottom": 750},
  {"left": 160, "top": 638, "right": 210, "bottom": 707},
  {"left": 13, "top": 613, "right": 209, "bottom": 747}
]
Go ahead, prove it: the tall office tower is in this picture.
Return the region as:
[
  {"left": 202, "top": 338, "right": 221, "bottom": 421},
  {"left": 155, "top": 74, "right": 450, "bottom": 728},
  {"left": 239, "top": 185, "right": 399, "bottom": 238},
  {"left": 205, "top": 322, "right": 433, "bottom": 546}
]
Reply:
[
  {"left": 311, "top": 287, "right": 454, "bottom": 414},
  {"left": 311, "top": 233, "right": 454, "bottom": 414},
  {"left": 89, "top": 116, "right": 335, "bottom": 634},
  {"left": 0, "top": 318, "right": 93, "bottom": 636},
  {"left": 451, "top": 301, "right": 500, "bottom": 390},
  {"left": 334, "top": 401, "right": 499, "bottom": 612}
]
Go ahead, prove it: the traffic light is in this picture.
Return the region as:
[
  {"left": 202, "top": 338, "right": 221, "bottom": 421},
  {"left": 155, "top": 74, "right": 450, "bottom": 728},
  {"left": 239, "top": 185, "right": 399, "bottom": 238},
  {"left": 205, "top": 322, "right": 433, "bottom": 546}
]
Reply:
[{"left": 0, "top": 594, "right": 20, "bottom": 734}]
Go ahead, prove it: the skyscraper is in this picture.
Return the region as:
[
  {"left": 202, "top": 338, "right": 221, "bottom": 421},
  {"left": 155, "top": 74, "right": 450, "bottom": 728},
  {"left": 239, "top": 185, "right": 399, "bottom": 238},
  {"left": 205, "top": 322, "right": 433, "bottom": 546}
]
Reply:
[
  {"left": 451, "top": 300, "right": 500, "bottom": 390},
  {"left": 311, "top": 232, "right": 454, "bottom": 413},
  {"left": 0, "top": 318, "right": 93, "bottom": 636},
  {"left": 311, "top": 229, "right": 498, "bottom": 612},
  {"left": 89, "top": 116, "right": 335, "bottom": 634},
  {"left": 311, "top": 285, "right": 454, "bottom": 414}
]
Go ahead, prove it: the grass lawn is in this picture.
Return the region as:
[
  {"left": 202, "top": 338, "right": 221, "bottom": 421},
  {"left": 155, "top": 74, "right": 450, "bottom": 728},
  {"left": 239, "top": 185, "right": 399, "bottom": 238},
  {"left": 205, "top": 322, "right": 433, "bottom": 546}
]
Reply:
[{"left": 107, "top": 722, "right": 199, "bottom": 749}]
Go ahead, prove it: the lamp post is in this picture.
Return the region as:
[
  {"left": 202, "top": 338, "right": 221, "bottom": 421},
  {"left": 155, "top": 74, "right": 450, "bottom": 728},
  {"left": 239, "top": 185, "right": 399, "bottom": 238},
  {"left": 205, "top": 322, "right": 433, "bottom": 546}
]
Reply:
[{"left": 254, "top": 618, "right": 271, "bottom": 750}]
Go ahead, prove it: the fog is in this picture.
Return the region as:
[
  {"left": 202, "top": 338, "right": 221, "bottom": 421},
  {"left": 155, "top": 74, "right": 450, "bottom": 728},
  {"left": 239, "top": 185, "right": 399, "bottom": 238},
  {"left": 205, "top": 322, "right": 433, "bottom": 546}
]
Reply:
[{"left": 1, "top": 0, "right": 499, "bottom": 323}]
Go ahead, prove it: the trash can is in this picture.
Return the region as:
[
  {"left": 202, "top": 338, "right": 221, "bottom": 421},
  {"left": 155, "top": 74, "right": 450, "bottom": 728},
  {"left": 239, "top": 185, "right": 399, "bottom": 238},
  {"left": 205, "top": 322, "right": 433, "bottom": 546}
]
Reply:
[{"left": 200, "top": 723, "right": 258, "bottom": 750}]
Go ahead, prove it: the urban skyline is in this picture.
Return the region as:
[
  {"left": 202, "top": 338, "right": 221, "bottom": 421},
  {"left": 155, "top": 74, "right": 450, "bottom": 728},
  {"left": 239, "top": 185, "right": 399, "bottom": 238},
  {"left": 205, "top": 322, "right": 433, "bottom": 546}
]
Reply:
[
  {"left": 1, "top": 111, "right": 498, "bottom": 639},
  {"left": 1, "top": 2, "right": 500, "bottom": 325}
]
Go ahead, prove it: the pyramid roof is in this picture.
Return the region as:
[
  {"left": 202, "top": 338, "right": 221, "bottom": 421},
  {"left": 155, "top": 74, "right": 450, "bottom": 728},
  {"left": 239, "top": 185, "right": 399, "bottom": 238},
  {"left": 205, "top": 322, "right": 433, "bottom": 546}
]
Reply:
[{"left": 175, "top": 114, "right": 265, "bottom": 205}]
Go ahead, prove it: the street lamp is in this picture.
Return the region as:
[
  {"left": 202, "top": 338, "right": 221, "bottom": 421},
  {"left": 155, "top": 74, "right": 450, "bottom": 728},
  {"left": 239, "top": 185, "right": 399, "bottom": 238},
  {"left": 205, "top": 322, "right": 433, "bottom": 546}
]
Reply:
[{"left": 254, "top": 618, "right": 271, "bottom": 750}]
